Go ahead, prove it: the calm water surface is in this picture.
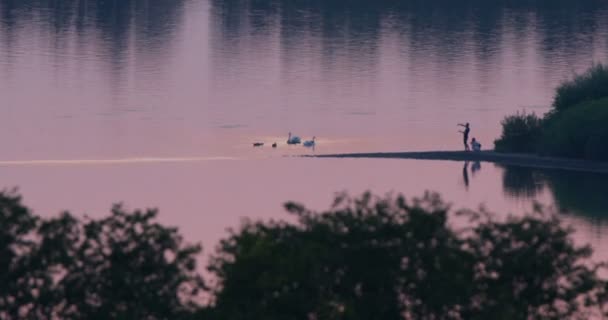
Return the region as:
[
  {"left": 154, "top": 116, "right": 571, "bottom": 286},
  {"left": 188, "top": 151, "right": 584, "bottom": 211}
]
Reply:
[{"left": 1, "top": 0, "right": 608, "bottom": 256}]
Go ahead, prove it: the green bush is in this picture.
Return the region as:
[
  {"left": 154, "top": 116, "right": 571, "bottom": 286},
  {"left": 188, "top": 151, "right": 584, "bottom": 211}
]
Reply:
[
  {"left": 495, "top": 64, "right": 608, "bottom": 160},
  {"left": 0, "top": 191, "right": 204, "bottom": 320},
  {"left": 553, "top": 63, "right": 608, "bottom": 112},
  {"left": 5, "top": 189, "right": 608, "bottom": 319},
  {"left": 209, "top": 192, "right": 607, "bottom": 319},
  {"left": 494, "top": 111, "right": 543, "bottom": 153},
  {"left": 540, "top": 98, "right": 608, "bottom": 160}
]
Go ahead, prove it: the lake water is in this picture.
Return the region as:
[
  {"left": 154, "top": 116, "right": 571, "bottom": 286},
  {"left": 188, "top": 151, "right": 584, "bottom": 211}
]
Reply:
[{"left": 1, "top": 0, "right": 608, "bottom": 258}]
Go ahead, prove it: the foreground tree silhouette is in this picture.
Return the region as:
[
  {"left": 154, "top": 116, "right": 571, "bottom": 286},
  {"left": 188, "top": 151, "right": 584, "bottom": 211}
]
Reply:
[
  {"left": 208, "top": 192, "right": 606, "bottom": 320},
  {"left": 2, "top": 191, "right": 608, "bottom": 319},
  {"left": 0, "top": 191, "right": 204, "bottom": 320},
  {"left": 48, "top": 205, "right": 204, "bottom": 319},
  {"left": 465, "top": 212, "right": 602, "bottom": 319},
  {"left": 0, "top": 192, "right": 50, "bottom": 319}
]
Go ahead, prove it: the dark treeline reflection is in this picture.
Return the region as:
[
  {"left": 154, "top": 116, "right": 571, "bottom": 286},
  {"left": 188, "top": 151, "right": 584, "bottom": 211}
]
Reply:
[
  {"left": 501, "top": 165, "right": 608, "bottom": 220},
  {"left": 211, "top": 0, "right": 608, "bottom": 70},
  {"left": 0, "top": 0, "right": 185, "bottom": 58},
  {"left": 4, "top": 190, "right": 608, "bottom": 319}
]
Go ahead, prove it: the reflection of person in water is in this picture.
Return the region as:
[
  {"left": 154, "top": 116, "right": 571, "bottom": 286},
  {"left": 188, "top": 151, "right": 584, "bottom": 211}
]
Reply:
[
  {"left": 463, "top": 161, "right": 482, "bottom": 189},
  {"left": 471, "top": 161, "right": 481, "bottom": 175},
  {"left": 463, "top": 161, "right": 469, "bottom": 189}
]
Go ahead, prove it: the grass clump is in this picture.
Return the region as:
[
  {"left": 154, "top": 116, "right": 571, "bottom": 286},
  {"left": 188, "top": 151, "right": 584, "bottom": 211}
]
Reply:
[{"left": 494, "top": 111, "right": 543, "bottom": 153}]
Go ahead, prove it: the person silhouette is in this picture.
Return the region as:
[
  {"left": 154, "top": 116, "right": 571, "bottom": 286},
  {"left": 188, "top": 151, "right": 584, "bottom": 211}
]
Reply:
[
  {"left": 458, "top": 123, "right": 470, "bottom": 151},
  {"left": 471, "top": 137, "right": 482, "bottom": 152}
]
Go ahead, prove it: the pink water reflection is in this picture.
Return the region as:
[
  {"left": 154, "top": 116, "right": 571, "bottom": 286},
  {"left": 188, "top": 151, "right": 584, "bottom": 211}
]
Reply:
[
  {"left": 1, "top": 0, "right": 608, "bottom": 263},
  {"left": 4, "top": 157, "right": 604, "bottom": 260}
]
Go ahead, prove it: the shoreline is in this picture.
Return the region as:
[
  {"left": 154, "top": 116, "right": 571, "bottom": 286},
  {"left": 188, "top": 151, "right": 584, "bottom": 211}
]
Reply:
[{"left": 305, "top": 151, "right": 608, "bottom": 173}]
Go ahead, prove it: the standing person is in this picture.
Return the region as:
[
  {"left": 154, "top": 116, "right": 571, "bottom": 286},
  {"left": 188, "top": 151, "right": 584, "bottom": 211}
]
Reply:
[{"left": 458, "top": 123, "right": 470, "bottom": 151}]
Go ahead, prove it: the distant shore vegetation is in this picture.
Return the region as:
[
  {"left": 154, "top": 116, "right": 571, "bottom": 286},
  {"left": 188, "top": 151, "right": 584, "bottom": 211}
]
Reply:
[
  {"left": 495, "top": 63, "right": 608, "bottom": 160},
  {"left": 3, "top": 191, "right": 608, "bottom": 319}
]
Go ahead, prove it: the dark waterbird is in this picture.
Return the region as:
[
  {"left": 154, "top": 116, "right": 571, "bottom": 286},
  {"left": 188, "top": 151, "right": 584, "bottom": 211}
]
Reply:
[{"left": 287, "top": 132, "right": 301, "bottom": 145}]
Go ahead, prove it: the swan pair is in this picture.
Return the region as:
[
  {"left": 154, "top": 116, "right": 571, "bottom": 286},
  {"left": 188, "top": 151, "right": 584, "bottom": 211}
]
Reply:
[{"left": 287, "top": 132, "right": 315, "bottom": 147}]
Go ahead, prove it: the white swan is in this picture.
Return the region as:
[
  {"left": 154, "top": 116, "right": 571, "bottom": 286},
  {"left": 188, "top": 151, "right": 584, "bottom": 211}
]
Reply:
[
  {"left": 287, "top": 132, "right": 301, "bottom": 145},
  {"left": 303, "top": 136, "right": 316, "bottom": 147}
]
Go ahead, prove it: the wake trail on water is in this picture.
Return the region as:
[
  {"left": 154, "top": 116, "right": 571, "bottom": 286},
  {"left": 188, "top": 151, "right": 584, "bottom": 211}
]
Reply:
[{"left": 0, "top": 156, "right": 239, "bottom": 167}]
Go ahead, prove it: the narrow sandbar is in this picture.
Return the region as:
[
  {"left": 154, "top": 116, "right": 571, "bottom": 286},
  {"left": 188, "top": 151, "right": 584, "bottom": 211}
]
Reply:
[{"left": 307, "top": 151, "right": 608, "bottom": 173}]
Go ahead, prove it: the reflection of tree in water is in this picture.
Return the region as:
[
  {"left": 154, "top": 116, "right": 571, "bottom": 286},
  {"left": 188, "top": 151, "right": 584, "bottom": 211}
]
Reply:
[
  {"left": 0, "top": 0, "right": 185, "bottom": 96},
  {"left": 501, "top": 165, "right": 545, "bottom": 199},
  {"left": 210, "top": 0, "right": 608, "bottom": 72},
  {"left": 545, "top": 170, "right": 608, "bottom": 220},
  {"left": 0, "top": 0, "right": 185, "bottom": 61},
  {"left": 499, "top": 165, "right": 608, "bottom": 220}
]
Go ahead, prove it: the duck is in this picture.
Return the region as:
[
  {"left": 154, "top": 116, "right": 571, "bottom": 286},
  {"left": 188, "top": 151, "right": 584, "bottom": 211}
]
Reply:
[
  {"left": 303, "top": 136, "right": 316, "bottom": 147},
  {"left": 253, "top": 142, "right": 264, "bottom": 147},
  {"left": 287, "top": 132, "right": 301, "bottom": 145},
  {"left": 272, "top": 142, "right": 277, "bottom": 148}
]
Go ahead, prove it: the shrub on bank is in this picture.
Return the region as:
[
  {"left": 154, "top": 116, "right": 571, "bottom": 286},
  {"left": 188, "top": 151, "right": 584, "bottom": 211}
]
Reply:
[
  {"left": 553, "top": 63, "right": 608, "bottom": 112},
  {"left": 495, "top": 63, "right": 608, "bottom": 160},
  {"left": 540, "top": 98, "right": 608, "bottom": 160},
  {"left": 494, "top": 111, "right": 543, "bottom": 153}
]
